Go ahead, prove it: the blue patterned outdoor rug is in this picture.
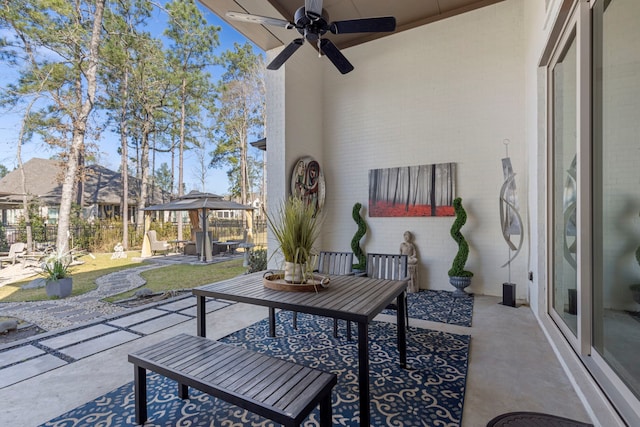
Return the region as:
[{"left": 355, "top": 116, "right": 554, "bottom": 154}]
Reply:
[
  {"left": 383, "top": 289, "right": 474, "bottom": 327},
  {"left": 41, "top": 311, "right": 470, "bottom": 426}
]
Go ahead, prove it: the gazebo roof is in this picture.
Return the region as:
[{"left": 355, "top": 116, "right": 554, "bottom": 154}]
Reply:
[{"left": 142, "top": 190, "right": 253, "bottom": 211}]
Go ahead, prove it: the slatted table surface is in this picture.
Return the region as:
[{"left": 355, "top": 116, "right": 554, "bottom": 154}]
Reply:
[
  {"left": 192, "top": 272, "right": 408, "bottom": 426},
  {"left": 129, "top": 333, "right": 337, "bottom": 426}
]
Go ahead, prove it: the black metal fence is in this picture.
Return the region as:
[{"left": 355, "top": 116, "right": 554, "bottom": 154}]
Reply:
[{"left": 0, "top": 219, "right": 267, "bottom": 252}]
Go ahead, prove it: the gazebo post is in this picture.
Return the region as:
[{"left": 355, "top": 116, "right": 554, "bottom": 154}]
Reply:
[
  {"left": 141, "top": 213, "right": 152, "bottom": 258},
  {"left": 201, "top": 206, "right": 212, "bottom": 262}
]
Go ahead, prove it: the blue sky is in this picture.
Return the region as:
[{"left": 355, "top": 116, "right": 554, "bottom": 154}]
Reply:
[{"left": 0, "top": 0, "right": 264, "bottom": 196}]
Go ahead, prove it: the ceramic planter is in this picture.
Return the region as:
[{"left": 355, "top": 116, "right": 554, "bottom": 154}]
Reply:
[
  {"left": 46, "top": 277, "right": 73, "bottom": 298},
  {"left": 449, "top": 276, "right": 471, "bottom": 297},
  {"left": 284, "top": 261, "right": 307, "bottom": 283}
]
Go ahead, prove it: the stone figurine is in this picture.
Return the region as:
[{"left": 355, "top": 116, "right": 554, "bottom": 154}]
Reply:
[{"left": 400, "top": 231, "right": 419, "bottom": 293}]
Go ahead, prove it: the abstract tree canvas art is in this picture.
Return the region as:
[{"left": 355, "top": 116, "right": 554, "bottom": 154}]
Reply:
[{"left": 368, "top": 163, "right": 456, "bottom": 217}]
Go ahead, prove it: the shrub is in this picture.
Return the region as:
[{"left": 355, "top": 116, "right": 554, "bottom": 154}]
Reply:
[{"left": 248, "top": 248, "right": 267, "bottom": 273}]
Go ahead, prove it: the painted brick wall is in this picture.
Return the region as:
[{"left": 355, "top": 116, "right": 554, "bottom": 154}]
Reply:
[{"left": 268, "top": 0, "right": 529, "bottom": 297}]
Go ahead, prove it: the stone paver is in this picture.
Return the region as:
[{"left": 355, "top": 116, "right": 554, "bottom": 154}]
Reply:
[
  {"left": 128, "top": 313, "right": 192, "bottom": 335},
  {"left": 0, "top": 345, "right": 46, "bottom": 368},
  {"left": 157, "top": 298, "right": 196, "bottom": 311},
  {"left": 39, "top": 324, "right": 119, "bottom": 350},
  {"left": 58, "top": 330, "right": 140, "bottom": 360},
  {"left": 106, "top": 309, "right": 168, "bottom": 328},
  {"left": 0, "top": 355, "right": 67, "bottom": 388},
  {"left": 179, "top": 299, "right": 228, "bottom": 317}
]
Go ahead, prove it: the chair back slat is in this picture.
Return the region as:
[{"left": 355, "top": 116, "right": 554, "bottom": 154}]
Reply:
[
  {"left": 317, "top": 251, "right": 354, "bottom": 275},
  {"left": 366, "top": 253, "right": 408, "bottom": 280}
]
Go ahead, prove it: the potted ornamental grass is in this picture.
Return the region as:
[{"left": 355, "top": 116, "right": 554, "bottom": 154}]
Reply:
[
  {"left": 448, "top": 197, "right": 474, "bottom": 296},
  {"left": 41, "top": 251, "right": 73, "bottom": 298},
  {"left": 265, "top": 196, "right": 322, "bottom": 283}
]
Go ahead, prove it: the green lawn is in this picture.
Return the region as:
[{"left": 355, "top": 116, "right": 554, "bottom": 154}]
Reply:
[
  {"left": 0, "top": 252, "right": 143, "bottom": 302},
  {"left": 0, "top": 252, "right": 245, "bottom": 303},
  {"left": 103, "top": 259, "right": 245, "bottom": 302}
]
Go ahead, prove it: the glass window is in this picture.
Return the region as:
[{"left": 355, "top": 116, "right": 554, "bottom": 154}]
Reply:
[
  {"left": 551, "top": 30, "right": 579, "bottom": 336},
  {"left": 592, "top": 0, "right": 640, "bottom": 401}
]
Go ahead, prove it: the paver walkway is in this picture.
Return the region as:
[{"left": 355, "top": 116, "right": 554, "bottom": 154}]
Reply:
[
  {"left": 0, "top": 264, "right": 162, "bottom": 331},
  {"left": 0, "top": 293, "right": 229, "bottom": 388},
  {"left": 0, "top": 254, "right": 242, "bottom": 389}
]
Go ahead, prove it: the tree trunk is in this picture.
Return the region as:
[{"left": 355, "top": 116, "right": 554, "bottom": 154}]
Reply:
[
  {"left": 120, "top": 72, "right": 130, "bottom": 250},
  {"left": 56, "top": 0, "right": 105, "bottom": 255},
  {"left": 135, "top": 113, "right": 151, "bottom": 231},
  {"left": 177, "top": 77, "right": 187, "bottom": 241}
]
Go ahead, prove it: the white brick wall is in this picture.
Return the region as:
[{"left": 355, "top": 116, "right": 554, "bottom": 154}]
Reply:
[{"left": 267, "top": 0, "right": 530, "bottom": 297}]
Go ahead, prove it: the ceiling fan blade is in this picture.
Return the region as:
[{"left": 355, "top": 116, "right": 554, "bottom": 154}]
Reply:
[
  {"left": 320, "top": 39, "right": 354, "bottom": 74},
  {"left": 330, "top": 16, "right": 396, "bottom": 34},
  {"left": 267, "top": 39, "right": 304, "bottom": 70},
  {"left": 305, "top": 0, "right": 323, "bottom": 20},
  {"left": 226, "top": 11, "right": 294, "bottom": 29}
]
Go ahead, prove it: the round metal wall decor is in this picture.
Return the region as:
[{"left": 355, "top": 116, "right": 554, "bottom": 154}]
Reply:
[{"left": 290, "top": 156, "right": 325, "bottom": 216}]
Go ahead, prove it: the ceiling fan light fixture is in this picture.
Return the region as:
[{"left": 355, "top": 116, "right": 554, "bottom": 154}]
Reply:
[{"left": 226, "top": 0, "right": 395, "bottom": 74}]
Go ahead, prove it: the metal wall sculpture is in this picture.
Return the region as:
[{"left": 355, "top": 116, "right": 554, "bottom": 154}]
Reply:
[
  {"left": 368, "top": 162, "right": 456, "bottom": 217},
  {"left": 499, "top": 140, "right": 524, "bottom": 276},
  {"left": 290, "top": 156, "right": 325, "bottom": 216}
]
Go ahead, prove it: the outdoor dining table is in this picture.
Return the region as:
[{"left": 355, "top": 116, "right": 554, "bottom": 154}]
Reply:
[{"left": 193, "top": 272, "right": 408, "bottom": 426}]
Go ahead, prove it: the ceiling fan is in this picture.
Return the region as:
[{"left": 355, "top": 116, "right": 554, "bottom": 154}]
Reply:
[{"left": 226, "top": 0, "right": 396, "bottom": 74}]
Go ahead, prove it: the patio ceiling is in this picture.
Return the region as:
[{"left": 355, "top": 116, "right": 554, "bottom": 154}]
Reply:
[{"left": 199, "top": 0, "right": 505, "bottom": 52}]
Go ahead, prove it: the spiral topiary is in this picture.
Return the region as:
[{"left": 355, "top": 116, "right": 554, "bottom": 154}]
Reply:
[
  {"left": 351, "top": 202, "right": 367, "bottom": 271},
  {"left": 448, "top": 197, "right": 474, "bottom": 278}
]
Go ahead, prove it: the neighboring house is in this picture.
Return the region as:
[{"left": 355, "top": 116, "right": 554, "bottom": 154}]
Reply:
[
  {"left": 207, "top": 0, "right": 639, "bottom": 425},
  {"left": 0, "top": 158, "right": 170, "bottom": 225}
]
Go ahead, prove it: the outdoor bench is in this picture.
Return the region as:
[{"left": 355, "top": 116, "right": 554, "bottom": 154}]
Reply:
[{"left": 128, "top": 333, "right": 337, "bottom": 426}]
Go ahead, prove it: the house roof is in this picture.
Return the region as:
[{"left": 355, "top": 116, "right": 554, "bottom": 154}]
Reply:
[
  {"left": 0, "top": 158, "right": 169, "bottom": 208},
  {"left": 200, "top": 0, "right": 504, "bottom": 52}
]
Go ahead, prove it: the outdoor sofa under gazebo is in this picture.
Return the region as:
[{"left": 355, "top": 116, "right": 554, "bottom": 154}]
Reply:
[{"left": 142, "top": 190, "right": 254, "bottom": 262}]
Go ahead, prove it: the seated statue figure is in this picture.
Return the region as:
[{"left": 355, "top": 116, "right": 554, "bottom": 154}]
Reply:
[{"left": 400, "top": 231, "right": 419, "bottom": 293}]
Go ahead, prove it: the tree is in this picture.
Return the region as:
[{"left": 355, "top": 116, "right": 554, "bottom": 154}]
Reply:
[
  {"left": 100, "top": 0, "right": 153, "bottom": 249},
  {"left": 211, "top": 42, "right": 265, "bottom": 238},
  {"left": 0, "top": 0, "right": 107, "bottom": 254},
  {"left": 0, "top": 165, "right": 8, "bottom": 178},
  {"left": 154, "top": 162, "right": 173, "bottom": 194},
  {"left": 164, "top": 0, "right": 219, "bottom": 239}
]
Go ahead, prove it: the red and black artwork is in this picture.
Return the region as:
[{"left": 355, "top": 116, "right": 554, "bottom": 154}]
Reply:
[{"left": 368, "top": 163, "right": 456, "bottom": 217}]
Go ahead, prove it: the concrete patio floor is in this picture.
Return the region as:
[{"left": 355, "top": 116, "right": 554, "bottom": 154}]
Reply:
[{"left": 0, "top": 287, "right": 593, "bottom": 426}]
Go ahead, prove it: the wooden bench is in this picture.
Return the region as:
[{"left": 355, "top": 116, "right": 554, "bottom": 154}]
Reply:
[{"left": 128, "top": 333, "right": 337, "bottom": 426}]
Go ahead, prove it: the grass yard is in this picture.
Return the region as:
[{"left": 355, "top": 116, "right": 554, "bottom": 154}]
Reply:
[
  {"left": 0, "top": 252, "right": 144, "bottom": 302},
  {"left": 0, "top": 251, "right": 246, "bottom": 304},
  {"left": 103, "top": 258, "right": 245, "bottom": 302}
]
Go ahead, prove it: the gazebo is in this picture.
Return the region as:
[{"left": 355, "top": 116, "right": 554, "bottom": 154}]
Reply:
[{"left": 142, "top": 190, "right": 254, "bottom": 262}]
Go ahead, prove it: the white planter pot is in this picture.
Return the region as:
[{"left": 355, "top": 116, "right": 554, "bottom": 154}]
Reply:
[
  {"left": 46, "top": 277, "right": 73, "bottom": 298},
  {"left": 284, "top": 262, "right": 306, "bottom": 284}
]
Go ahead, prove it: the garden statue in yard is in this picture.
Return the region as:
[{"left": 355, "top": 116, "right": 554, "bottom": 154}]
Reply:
[
  {"left": 111, "top": 242, "right": 127, "bottom": 260},
  {"left": 400, "top": 231, "right": 419, "bottom": 292}
]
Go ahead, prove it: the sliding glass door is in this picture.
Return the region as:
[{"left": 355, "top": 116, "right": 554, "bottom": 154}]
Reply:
[
  {"left": 550, "top": 25, "right": 579, "bottom": 338},
  {"left": 547, "top": 0, "right": 640, "bottom": 423},
  {"left": 591, "top": 0, "right": 640, "bottom": 405}
]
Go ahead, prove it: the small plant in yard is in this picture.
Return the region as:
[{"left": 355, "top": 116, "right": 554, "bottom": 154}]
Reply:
[{"left": 40, "top": 252, "right": 72, "bottom": 281}]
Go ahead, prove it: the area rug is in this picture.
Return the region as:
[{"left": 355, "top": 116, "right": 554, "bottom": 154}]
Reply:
[
  {"left": 41, "top": 311, "right": 470, "bottom": 427},
  {"left": 382, "top": 289, "right": 474, "bottom": 327}
]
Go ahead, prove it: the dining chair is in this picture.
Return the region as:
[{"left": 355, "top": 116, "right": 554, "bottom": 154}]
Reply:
[
  {"left": 366, "top": 253, "right": 410, "bottom": 331},
  {"left": 291, "top": 251, "right": 354, "bottom": 338}
]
